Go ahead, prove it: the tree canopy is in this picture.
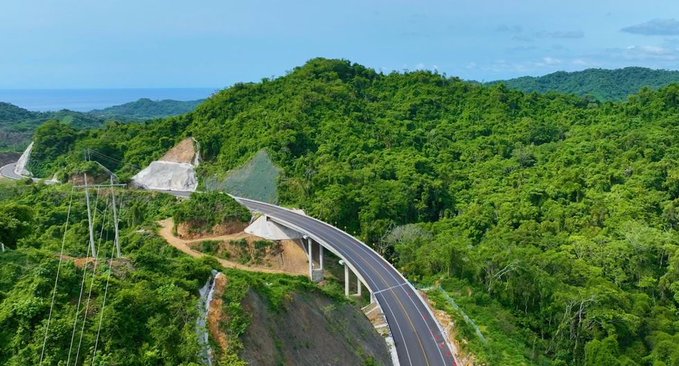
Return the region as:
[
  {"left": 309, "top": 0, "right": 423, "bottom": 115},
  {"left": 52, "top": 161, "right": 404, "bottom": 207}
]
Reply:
[{"left": 491, "top": 66, "right": 679, "bottom": 101}]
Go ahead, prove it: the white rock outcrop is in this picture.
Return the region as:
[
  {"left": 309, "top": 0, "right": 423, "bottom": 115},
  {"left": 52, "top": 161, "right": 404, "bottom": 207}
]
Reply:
[
  {"left": 14, "top": 142, "right": 33, "bottom": 177},
  {"left": 131, "top": 137, "right": 200, "bottom": 192},
  {"left": 132, "top": 161, "right": 198, "bottom": 192}
]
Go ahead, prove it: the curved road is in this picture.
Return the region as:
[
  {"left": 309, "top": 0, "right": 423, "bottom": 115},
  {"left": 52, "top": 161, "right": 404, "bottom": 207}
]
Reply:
[
  {"left": 0, "top": 163, "right": 22, "bottom": 180},
  {"left": 1, "top": 163, "right": 457, "bottom": 366},
  {"left": 236, "top": 198, "right": 456, "bottom": 366}
]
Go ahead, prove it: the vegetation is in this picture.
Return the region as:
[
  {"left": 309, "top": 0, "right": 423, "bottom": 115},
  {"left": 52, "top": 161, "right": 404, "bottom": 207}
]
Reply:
[
  {"left": 492, "top": 66, "right": 679, "bottom": 101},
  {"left": 21, "top": 58, "right": 679, "bottom": 364},
  {"left": 89, "top": 98, "right": 204, "bottom": 121},
  {"left": 173, "top": 192, "right": 251, "bottom": 234},
  {"left": 0, "top": 98, "right": 203, "bottom": 153},
  {"left": 0, "top": 183, "right": 213, "bottom": 365},
  {"left": 0, "top": 102, "right": 104, "bottom": 152}
]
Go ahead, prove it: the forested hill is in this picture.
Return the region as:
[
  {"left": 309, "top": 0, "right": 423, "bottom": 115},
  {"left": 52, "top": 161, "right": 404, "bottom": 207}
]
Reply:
[
  {"left": 29, "top": 58, "right": 679, "bottom": 365},
  {"left": 0, "top": 102, "right": 104, "bottom": 152},
  {"left": 491, "top": 66, "right": 679, "bottom": 101},
  {"left": 88, "top": 98, "right": 204, "bottom": 121},
  {"left": 0, "top": 98, "right": 203, "bottom": 152}
]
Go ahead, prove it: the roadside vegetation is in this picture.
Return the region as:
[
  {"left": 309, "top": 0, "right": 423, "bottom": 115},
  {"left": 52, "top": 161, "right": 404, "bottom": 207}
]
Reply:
[
  {"left": 18, "top": 58, "right": 679, "bottom": 364},
  {"left": 173, "top": 192, "right": 252, "bottom": 236}
]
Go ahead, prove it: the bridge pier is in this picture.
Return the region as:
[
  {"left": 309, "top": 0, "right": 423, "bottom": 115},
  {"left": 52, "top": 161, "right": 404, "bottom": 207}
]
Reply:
[
  {"left": 306, "top": 237, "right": 324, "bottom": 282},
  {"left": 308, "top": 236, "right": 313, "bottom": 278},
  {"left": 344, "top": 262, "right": 350, "bottom": 296}
]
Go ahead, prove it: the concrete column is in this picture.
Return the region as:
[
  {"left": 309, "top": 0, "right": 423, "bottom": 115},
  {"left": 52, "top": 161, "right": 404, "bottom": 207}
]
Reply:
[
  {"left": 319, "top": 244, "right": 324, "bottom": 270},
  {"left": 344, "top": 263, "right": 350, "bottom": 297},
  {"left": 308, "top": 237, "right": 313, "bottom": 279},
  {"left": 357, "top": 277, "right": 362, "bottom": 297}
]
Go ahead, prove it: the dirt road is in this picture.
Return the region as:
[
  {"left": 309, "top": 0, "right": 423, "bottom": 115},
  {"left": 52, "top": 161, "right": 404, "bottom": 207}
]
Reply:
[{"left": 157, "top": 218, "right": 308, "bottom": 275}]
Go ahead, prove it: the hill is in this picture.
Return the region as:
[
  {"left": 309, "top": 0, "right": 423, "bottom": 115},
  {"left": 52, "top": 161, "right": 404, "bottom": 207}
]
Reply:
[
  {"left": 0, "top": 98, "right": 203, "bottom": 152},
  {"left": 89, "top": 98, "right": 204, "bottom": 121},
  {"left": 0, "top": 102, "right": 104, "bottom": 152},
  {"left": 491, "top": 66, "right": 679, "bottom": 101},
  {"left": 23, "top": 58, "right": 679, "bottom": 365}
]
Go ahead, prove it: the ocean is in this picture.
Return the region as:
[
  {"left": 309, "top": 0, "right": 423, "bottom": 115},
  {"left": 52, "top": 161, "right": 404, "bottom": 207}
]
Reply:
[{"left": 0, "top": 88, "right": 218, "bottom": 112}]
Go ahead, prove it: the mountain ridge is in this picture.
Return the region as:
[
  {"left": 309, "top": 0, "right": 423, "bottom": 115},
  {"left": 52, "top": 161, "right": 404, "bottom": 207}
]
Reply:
[
  {"left": 490, "top": 66, "right": 679, "bottom": 101},
  {"left": 0, "top": 98, "right": 205, "bottom": 151}
]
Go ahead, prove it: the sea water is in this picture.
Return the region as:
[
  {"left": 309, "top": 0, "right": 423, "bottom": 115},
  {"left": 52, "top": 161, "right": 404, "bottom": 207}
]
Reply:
[{"left": 0, "top": 88, "right": 217, "bottom": 112}]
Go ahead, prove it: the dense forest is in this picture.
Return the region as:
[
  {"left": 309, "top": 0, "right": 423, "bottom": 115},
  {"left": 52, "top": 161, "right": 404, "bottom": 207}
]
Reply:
[
  {"left": 17, "top": 58, "right": 679, "bottom": 364},
  {"left": 0, "top": 98, "right": 203, "bottom": 152},
  {"left": 492, "top": 67, "right": 679, "bottom": 101}
]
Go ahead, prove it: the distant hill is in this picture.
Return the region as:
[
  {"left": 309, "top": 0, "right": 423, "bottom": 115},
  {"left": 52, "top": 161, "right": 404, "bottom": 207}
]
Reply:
[
  {"left": 0, "top": 98, "right": 204, "bottom": 152},
  {"left": 491, "top": 67, "right": 679, "bottom": 101},
  {"left": 0, "top": 102, "right": 104, "bottom": 151},
  {"left": 89, "top": 98, "right": 204, "bottom": 121}
]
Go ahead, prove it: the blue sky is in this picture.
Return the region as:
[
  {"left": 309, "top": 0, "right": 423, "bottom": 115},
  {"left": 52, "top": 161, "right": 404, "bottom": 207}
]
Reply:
[{"left": 1, "top": 0, "right": 679, "bottom": 88}]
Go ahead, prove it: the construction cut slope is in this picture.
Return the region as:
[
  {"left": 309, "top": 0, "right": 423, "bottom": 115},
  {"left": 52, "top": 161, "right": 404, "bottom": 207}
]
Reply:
[{"left": 131, "top": 137, "right": 200, "bottom": 191}]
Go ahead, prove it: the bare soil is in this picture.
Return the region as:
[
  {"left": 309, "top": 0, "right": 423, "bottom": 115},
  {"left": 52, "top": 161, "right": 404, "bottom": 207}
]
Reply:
[
  {"left": 158, "top": 218, "right": 309, "bottom": 275},
  {"left": 176, "top": 220, "right": 247, "bottom": 239},
  {"left": 241, "top": 289, "right": 392, "bottom": 366},
  {"left": 208, "top": 273, "right": 229, "bottom": 353},
  {"left": 60, "top": 255, "right": 133, "bottom": 278},
  {"left": 161, "top": 137, "right": 197, "bottom": 164}
]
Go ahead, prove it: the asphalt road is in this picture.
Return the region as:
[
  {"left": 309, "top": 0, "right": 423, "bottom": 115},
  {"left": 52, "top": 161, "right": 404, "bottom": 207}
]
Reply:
[
  {"left": 0, "top": 163, "right": 22, "bottom": 180},
  {"left": 236, "top": 197, "right": 457, "bottom": 366}
]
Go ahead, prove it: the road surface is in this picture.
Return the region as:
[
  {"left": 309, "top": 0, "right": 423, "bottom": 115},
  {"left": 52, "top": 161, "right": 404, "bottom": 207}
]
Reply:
[
  {"left": 236, "top": 198, "right": 456, "bottom": 366},
  {"left": 0, "top": 163, "right": 22, "bottom": 180}
]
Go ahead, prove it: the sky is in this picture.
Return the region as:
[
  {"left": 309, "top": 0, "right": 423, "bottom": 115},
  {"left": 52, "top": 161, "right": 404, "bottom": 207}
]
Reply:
[{"left": 1, "top": 0, "right": 679, "bottom": 88}]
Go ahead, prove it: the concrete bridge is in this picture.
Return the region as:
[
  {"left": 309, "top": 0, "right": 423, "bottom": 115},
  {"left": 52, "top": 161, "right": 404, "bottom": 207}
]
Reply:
[{"left": 235, "top": 197, "right": 457, "bottom": 366}]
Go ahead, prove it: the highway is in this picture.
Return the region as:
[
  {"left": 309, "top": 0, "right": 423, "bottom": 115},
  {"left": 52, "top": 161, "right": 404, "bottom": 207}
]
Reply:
[
  {"left": 236, "top": 198, "right": 456, "bottom": 366},
  {"left": 1, "top": 163, "right": 457, "bottom": 365}
]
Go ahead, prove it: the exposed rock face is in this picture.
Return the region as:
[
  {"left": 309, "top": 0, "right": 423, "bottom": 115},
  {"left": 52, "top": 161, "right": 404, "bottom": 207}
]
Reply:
[
  {"left": 131, "top": 161, "right": 198, "bottom": 191},
  {"left": 14, "top": 142, "right": 33, "bottom": 177},
  {"left": 131, "top": 138, "right": 200, "bottom": 191}
]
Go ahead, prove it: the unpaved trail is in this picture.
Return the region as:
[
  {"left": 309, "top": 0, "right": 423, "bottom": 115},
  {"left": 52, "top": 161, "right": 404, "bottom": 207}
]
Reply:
[{"left": 157, "top": 218, "right": 308, "bottom": 275}]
